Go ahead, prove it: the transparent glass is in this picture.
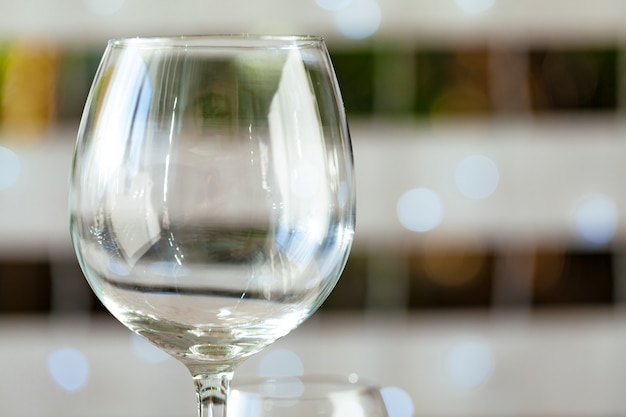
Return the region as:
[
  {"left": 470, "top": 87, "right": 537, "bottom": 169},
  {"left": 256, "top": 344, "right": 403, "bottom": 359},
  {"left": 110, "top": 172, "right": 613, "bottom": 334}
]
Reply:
[
  {"left": 230, "top": 375, "right": 389, "bottom": 417},
  {"left": 69, "top": 35, "right": 355, "bottom": 417}
]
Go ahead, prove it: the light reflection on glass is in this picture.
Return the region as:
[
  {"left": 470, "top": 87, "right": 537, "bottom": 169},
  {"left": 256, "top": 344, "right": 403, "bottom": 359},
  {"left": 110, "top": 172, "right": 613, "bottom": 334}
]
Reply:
[
  {"left": 455, "top": 0, "right": 495, "bottom": 14},
  {"left": 290, "top": 162, "right": 322, "bottom": 200},
  {"left": 397, "top": 187, "right": 444, "bottom": 232},
  {"left": 0, "top": 146, "right": 20, "bottom": 190},
  {"left": 331, "top": 396, "right": 368, "bottom": 417},
  {"left": 572, "top": 195, "right": 618, "bottom": 246},
  {"left": 454, "top": 154, "right": 499, "bottom": 200},
  {"left": 380, "top": 386, "right": 414, "bottom": 417},
  {"left": 47, "top": 347, "right": 90, "bottom": 392},
  {"left": 148, "top": 261, "right": 190, "bottom": 278},
  {"left": 333, "top": 0, "right": 381, "bottom": 40},
  {"left": 445, "top": 338, "right": 494, "bottom": 389},
  {"left": 227, "top": 390, "right": 248, "bottom": 417}
]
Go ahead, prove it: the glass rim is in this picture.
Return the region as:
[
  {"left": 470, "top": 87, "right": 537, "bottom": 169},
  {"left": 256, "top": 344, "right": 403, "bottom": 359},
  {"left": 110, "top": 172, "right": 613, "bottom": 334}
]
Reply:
[
  {"left": 108, "top": 34, "right": 325, "bottom": 49},
  {"left": 232, "top": 374, "right": 381, "bottom": 399}
]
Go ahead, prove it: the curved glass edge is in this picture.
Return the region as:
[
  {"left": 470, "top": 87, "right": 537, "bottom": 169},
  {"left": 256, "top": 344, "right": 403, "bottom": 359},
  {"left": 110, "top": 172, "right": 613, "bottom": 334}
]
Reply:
[
  {"left": 232, "top": 374, "right": 381, "bottom": 397},
  {"left": 108, "top": 34, "right": 325, "bottom": 50}
]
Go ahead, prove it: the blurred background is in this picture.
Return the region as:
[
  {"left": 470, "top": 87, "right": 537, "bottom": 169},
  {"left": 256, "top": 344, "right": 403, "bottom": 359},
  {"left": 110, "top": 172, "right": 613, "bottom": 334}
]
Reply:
[{"left": 2, "top": 0, "right": 626, "bottom": 416}]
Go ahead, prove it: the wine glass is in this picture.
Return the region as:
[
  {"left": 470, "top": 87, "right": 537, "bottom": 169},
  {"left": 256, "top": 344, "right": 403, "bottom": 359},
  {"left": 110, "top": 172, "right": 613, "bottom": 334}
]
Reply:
[
  {"left": 69, "top": 35, "right": 355, "bottom": 417},
  {"left": 229, "top": 375, "right": 389, "bottom": 417}
]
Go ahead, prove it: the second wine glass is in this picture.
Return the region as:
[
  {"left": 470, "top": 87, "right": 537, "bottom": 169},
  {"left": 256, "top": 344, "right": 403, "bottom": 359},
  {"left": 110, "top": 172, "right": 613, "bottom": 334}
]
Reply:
[
  {"left": 69, "top": 35, "right": 355, "bottom": 417},
  {"left": 230, "top": 375, "right": 389, "bottom": 417}
]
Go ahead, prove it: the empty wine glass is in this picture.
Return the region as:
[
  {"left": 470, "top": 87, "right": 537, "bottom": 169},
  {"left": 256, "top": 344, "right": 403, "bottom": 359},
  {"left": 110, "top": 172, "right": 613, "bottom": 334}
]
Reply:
[
  {"left": 229, "top": 375, "right": 389, "bottom": 417},
  {"left": 69, "top": 35, "right": 355, "bottom": 417}
]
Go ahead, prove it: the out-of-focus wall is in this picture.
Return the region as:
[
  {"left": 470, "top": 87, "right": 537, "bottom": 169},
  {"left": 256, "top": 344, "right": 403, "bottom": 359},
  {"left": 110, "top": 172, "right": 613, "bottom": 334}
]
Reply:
[
  {"left": 0, "top": 0, "right": 625, "bottom": 313},
  {"left": 2, "top": 3, "right": 626, "bottom": 417}
]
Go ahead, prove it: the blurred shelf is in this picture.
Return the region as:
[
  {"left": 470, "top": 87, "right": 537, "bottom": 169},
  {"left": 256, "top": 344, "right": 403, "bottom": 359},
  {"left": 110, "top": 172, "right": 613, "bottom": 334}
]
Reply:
[
  {"left": 352, "top": 115, "right": 626, "bottom": 249},
  {"left": 2, "top": 116, "right": 626, "bottom": 260}
]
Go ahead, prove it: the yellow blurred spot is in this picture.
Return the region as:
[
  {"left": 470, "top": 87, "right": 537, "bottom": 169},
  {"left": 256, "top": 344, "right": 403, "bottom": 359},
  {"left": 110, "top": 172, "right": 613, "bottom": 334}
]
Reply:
[
  {"left": 417, "top": 241, "right": 488, "bottom": 287},
  {"left": 0, "top": 40, "right": 59, "bottom": 140}
]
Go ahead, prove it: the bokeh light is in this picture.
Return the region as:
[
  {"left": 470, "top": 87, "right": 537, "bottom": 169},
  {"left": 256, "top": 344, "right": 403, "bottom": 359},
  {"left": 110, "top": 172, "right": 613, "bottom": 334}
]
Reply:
[
  {"left": 333, "top": 0, "right": 381, "bottom": 40},
  {"left": 420, "top": 248, "right": 487, "bottom": 287},
  {"left": 0, "top": 146, "right": 20, "bottom": 190},
  {"left": 445, "top": 338, "right": 494, "bottom": 389},
  {"left": 47, "top": 347, "right": 90, "bottom": 392},
  {"left": 572, "top": 195, "right": 618, "bottom": 246},
  {"left": 454, "top": 154, "right": 499, "bottom": 199},
  {"left": 258, "top": 349, "right": 304, "bottom": 377},
  {"left": 397, "top": 188, "right": 444, "bottom": 232}
]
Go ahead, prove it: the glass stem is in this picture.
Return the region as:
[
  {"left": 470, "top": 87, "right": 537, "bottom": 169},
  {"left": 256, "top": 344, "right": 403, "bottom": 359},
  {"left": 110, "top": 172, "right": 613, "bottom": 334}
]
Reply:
[{"left": 194, "top": 371, "right": 234, "bottom": 417}]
